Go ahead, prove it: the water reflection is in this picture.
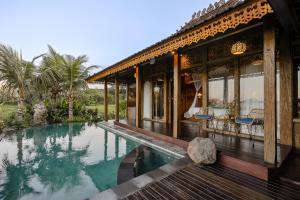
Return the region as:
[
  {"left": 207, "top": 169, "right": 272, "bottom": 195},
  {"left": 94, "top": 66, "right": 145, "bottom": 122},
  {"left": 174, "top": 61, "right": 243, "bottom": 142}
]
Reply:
[{"left": 0, "top": 123, "right": 139, "bottom": 200}]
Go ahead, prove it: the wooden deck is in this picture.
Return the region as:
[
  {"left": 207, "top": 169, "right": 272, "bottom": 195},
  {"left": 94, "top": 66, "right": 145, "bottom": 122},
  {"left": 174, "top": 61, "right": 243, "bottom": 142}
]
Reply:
[
  {"left": 117, "top": 119, "right": 291, "bottom": 175},
  {"left": 123, "top": 163, "right": 300, "bottom": 200}
]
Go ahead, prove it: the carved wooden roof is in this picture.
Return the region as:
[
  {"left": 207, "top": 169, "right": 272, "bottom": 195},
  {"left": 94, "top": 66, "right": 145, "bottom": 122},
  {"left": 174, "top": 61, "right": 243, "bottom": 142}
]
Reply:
[{"left": 87, "top": 0, "right": 273, "bottom": 82}]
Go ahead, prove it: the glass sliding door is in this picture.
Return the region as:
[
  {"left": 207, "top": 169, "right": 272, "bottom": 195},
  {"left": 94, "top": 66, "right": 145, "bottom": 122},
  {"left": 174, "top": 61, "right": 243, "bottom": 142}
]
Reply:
[
  {"left": 240, "top": 53, "right": 264, "bottom": 136},
  {"left": 152, "top": 75, "right": 164, "bottom": 120}
]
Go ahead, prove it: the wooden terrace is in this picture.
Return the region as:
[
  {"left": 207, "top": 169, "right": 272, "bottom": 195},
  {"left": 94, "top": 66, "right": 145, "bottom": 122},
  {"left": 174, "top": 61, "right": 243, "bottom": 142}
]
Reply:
[{"left": 123, "top": 163, "right": 300, "bottom": 200}]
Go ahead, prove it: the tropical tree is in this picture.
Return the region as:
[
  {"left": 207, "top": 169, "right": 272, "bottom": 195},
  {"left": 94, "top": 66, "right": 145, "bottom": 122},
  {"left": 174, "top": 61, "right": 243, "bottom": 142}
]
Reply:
[
  {"left": 0, "top": 44, "right": 37, "bottom": 117},
  {"left": 0, "top": 44, "right": 57, "bottom": 119},
  {"left": 39, "top": 45, "right": 64, "bottom": 102},
  {"left": 60, "top": 55, "right": 96, "bottom": 121}
]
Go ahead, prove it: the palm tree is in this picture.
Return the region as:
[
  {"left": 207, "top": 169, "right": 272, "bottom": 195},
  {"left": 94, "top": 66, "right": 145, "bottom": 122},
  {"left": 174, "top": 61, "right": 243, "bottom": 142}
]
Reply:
[
  {"left": 59, "top": 54, "right": 96, "bottom": 121},
  {"left": 39, "top": 45, "right": 63, "bottom": 102},
  {"left": 0, "top": 44, "right": 61, "bottom": 120},
  {"left": 0, "top": 44, "right": 36, "bottom": 117}
]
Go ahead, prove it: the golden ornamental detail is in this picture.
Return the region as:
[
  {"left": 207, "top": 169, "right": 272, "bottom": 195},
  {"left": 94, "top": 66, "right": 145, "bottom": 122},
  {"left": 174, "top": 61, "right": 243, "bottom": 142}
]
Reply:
[{"left": 89, "top": 0, "right": 273, "bottom": 82}]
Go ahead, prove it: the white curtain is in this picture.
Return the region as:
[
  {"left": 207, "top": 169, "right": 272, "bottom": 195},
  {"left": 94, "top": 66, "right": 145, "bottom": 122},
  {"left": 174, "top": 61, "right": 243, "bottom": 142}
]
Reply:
[
  {"left": 184, "top": 74, "right": 202, "bottom": 118},
  {"left": 143, "top": 81, "right": 152, "bottom": 118}
]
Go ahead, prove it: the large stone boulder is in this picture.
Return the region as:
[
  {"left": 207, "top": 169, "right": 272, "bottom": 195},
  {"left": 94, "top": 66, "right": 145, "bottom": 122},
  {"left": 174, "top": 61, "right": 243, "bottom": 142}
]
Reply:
[
  {"left": 33, "top": 102, "right": 48, "bottom": 125},
  {"left": 187, "top": 137, "right": 216, "bottom": 164}
]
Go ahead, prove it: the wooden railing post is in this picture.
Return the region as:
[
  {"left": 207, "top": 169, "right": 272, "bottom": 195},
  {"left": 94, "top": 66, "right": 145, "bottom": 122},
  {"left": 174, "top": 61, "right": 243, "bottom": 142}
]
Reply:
[
  {"left": 173, "top": 52, "right": 181, "bottom": 138},
  {"left": 104, "top": 79, "right": 108, "bottom": 121},
  {"left": 126, "top": 83, "right": 129, "bottom": 120},
  {"left": 115, "top": 77, "right": 119, "bottom": 122},
  {"left": 135, "top": 65, "right": 142, "bottom": 128},
  {"left": 164, "top": 73, "right": 169, "bottom": 123},
  {"left": 263, "top": 19, "right": 277, "bottom": 164}
]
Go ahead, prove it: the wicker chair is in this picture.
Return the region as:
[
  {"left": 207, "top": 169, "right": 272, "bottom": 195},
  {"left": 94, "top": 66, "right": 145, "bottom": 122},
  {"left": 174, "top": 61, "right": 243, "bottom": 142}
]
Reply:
[
  {"left": 235, "top": 108, "right": 264, "bottom": 147},
  {"left": 194, "top": 107, "right": 215, "bottom": 136}
]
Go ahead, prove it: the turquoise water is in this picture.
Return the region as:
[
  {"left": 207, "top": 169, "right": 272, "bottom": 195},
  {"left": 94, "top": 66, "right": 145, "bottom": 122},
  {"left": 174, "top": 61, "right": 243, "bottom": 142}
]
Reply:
[{"left": 0, "top": 123, "right": 176, "bottom": 200}]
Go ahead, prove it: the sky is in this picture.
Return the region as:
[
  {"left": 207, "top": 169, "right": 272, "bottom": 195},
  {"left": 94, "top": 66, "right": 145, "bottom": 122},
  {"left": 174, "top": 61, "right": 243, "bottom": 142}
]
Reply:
[{"left": 0, "top": 0, "right": 211, "bottom": 73}]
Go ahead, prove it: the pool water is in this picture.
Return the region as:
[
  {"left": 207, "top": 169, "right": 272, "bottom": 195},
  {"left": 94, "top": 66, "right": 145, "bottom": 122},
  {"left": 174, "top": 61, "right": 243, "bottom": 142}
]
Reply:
[{"left": 0, "top": 123, "right": 176, "bottom": 200}]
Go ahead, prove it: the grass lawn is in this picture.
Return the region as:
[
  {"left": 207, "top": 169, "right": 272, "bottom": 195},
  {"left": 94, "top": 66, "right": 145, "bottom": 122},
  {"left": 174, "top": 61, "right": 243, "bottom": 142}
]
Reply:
[
  {"left": 86, "top": 104, "right": 115, "bottom": 114},
  {"left": 0, "top": 104, "right": 17, "bottom": 121}
]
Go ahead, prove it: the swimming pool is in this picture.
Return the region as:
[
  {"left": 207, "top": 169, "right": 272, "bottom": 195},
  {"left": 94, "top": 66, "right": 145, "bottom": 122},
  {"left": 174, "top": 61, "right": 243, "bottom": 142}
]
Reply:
[{"left": 0, "top": 123, "right": 177, "bottom": 200}]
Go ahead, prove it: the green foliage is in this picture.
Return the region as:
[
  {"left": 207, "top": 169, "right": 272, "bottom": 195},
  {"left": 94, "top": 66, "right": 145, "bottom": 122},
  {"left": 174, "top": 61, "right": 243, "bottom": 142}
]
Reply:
[{"left": 45, "top": 98, "right": 101, "bottom": 123}]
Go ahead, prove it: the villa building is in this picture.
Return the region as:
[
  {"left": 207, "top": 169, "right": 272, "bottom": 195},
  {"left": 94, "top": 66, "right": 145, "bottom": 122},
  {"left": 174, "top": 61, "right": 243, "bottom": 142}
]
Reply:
[{"left": 88, "top": 0, "right": 300, "bottom": 181}]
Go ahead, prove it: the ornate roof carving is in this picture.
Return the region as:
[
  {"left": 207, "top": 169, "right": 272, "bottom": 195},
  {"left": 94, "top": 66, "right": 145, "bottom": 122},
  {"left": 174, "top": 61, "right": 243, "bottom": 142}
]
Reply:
[
  {"left": 87, "top": 0, "right": 273, "bottom": 82},
  {"left": 178, "top": 0, "right": 245, "bottom": 33}
]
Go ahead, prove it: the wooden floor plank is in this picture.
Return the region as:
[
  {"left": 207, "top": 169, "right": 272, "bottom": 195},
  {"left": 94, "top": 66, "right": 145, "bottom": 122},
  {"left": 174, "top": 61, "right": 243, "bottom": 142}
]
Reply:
[{"left": 122, "top": 163, "right": 300, "bottom": 200}]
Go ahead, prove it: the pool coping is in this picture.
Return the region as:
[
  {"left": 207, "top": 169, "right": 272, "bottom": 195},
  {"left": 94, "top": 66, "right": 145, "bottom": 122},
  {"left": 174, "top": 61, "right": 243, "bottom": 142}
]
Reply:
[
  {"left": 91, "top": 122, "right": 192, "bottom": 200},
  {"left": 97, "top": 122, "right": 186, "bottom": 159}
]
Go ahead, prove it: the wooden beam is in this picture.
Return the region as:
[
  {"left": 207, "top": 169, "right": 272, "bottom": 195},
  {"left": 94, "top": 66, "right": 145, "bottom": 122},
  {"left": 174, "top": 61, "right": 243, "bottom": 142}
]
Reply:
[
  {"left": 201, "top": 66, "right": 208, "bottom": 132},
  {"left": 173, "top": 53, "right": 181, "bottom": 138},
  {"left": 234, "top": 58, "right": 240, "bottom": 117},
  {"left": 263, "top": 20, "right": 277, "bottom": 164},
  {"left": 164, "top": 72, "right": 169, "bottom": 123},
  {"left": 104, "top": 79, "right": 108, "bottom": 121},
  {"left": 135, "top": 65, "right": 142, "bottom": 128},
  {"left": 201, "top": 47, "right": 208, "bottom": 135},
  {"left": 267, "top": 0, "right": 300, "bottom": 32},
  {"left": 126, "top": 83, "right": 129, "bottom": 120},
  {"left": 115, "top": 77, "right": 120, "bottom": 122},
  {"left": 279, "top": 31, "right": 293, "bottom": 146},
  {"left": 168, "top": 80, "right": 172, "bottom": 125}
]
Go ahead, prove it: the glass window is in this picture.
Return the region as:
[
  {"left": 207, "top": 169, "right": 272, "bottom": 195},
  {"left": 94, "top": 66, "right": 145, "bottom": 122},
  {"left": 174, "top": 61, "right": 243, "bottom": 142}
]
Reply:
[
  {"left": 240, "top": 55, "right": 264, "bottom": 116},
  {"left": 208, "top": 63, "right": 234, "bottom": 114},
  {"left": 240, "top": 54, "right": 264, "bottom": 135}
]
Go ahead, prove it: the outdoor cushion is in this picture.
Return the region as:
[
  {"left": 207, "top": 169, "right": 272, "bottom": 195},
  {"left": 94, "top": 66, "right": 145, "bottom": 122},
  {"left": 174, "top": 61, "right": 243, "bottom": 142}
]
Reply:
[
  {"left": 235, "top": 117, "right": 254, "bottom": 125},
  {"left": 195, "top": 114, "right": 213, "bottom": 120}
]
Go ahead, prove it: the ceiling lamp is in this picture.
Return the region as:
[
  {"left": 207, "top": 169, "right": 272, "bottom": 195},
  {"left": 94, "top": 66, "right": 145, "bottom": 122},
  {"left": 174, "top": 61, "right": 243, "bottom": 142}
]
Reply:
[
  {"left": 231, "top": 41, "right": 247, "bottom": 55},
  {"left": 154, "top": 85, "right": 160, "bottom": 94},
  {"left": 251, "top": 54, "right": 263, "bottom": 66}
]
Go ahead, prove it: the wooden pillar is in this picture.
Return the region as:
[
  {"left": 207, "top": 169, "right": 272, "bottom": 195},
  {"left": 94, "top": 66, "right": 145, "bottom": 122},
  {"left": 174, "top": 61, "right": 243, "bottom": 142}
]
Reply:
[
  {"left": 126, "top": 83, "right": 129, "bottom": 120},
  {"left": 164, "top": 73, "right": 169, "bottom": 123},
  {"left": 135, "top": 65, "right": 142, "bottom": 128},
  {"left": 115, "top": 77, "right": 119, "bottom": 122},
  {"left": 263, "top": 20, "right": 277, "bottom": 164},
  {"left": 173, "top": 53, "right": 181, "bottom": 138},
  {"left": 279, "top": 31, "right": 293, "bottom": 146},
  {"left": 234, "top": 58, "right": 240, "bottom": 117},
  {"left": 104, "top": 79, "right": 108, "bottom": 121},
  {"left": 202, "top": 66, "right": 208, "bottom": 131},
  {"left": 201, "top": 47, "right": 208, "bottom": 134}
]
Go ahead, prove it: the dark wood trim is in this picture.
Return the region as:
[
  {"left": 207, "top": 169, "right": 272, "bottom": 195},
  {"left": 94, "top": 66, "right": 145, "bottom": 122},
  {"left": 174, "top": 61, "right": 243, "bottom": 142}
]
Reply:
[
  {"left": 267, "top": 0, "right": 300, "bottom": 32},
  {"left": 173, "top": 52, "right": 181, "bottom": 138},
  {"left": 263, "top": 19, "right": 277, "bottom": 164}
]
